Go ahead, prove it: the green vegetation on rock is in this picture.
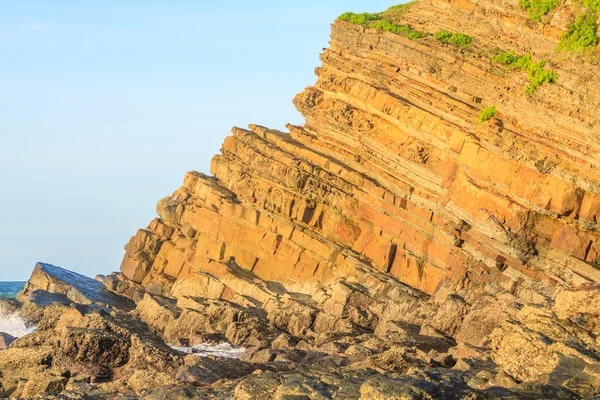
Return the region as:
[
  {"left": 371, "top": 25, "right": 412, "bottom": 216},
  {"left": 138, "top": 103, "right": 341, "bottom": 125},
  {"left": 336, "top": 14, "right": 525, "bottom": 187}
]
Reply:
[
  {"left": 557, "top": 0, "right": 599, "bottom": 52},
  {"left": 407, "top": 31, "right": 425, "bottom": 40},
  {"left": 584, "top": 0, "right": 600, "bottom": 10},
  {"left": 525, "top": 63, "right": 559, "bottom": 94},
  {"left": 370, "top": 20, "right": 412, "bottom": 34},
  {"left": 435, "top": 30, "right": 474, "bottom": 47},
  {"left": 559, "top": 11, "right": 599, "bottom": 51},
  {"left": 493, "top": 51, "right": 559, "bottom": 94},
  {"left": 338, "top": 12, "right": 380, "bottom": 25},
  {"left": 519, "top": 0, "right": 560, "bottom": 22},
  {"left": 337, "top": 5, "right": 425, "bottom": 41},
  {"left": 479, "top": 106, "right": 497, "bottom": 123}
]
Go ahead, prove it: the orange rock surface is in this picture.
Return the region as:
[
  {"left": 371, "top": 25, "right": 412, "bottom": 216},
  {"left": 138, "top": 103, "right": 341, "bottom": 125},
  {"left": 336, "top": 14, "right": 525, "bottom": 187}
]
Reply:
[
  {"left": 104, "top": 0, "right": 600, "bottom": 395},
  {"left": 122, "top": 0, "right": 600, "bottom": 301}
]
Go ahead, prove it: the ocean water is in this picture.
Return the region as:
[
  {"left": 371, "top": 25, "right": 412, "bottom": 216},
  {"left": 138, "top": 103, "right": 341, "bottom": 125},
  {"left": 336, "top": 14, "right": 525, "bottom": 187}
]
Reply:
[
  {"left": 0, "top": 281, "right": 34, "bottom": 337},
  {"left": 0, "top": 282, "right": 25, "bottom": 299}
]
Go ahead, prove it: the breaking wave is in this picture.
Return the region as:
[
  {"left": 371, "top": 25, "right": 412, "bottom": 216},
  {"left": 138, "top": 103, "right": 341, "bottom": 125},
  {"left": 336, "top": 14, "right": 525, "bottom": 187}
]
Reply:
[
  {"left": 0, "top": 306, "right": 35, "bottom": 338},
  {"left": 169, "top": 342, "right": 246, "bottom": 358}
]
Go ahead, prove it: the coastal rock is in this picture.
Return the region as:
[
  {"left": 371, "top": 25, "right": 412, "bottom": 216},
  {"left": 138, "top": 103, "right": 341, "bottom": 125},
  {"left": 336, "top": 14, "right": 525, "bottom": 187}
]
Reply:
[
  {"left": 0, "top": 333, "right": 15, "bottom": 350},
  {"left": 0, "top": 303, "right": 179, "bottom": 398},
  {"left": 18, "top": 263, "right": 134, "bottom": 312},
  {"left": 7, "top": 0, "right": 600, "bottom": 397}
]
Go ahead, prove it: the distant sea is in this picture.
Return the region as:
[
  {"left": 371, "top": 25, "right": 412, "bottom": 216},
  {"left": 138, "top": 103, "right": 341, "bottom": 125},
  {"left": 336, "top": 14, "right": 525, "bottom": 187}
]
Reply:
[
  {"left": 0, "top": 282, "right": 25, "bottom": 298},
  {"left": 0, "top": 282, "right": 33, "bottom": 337}
]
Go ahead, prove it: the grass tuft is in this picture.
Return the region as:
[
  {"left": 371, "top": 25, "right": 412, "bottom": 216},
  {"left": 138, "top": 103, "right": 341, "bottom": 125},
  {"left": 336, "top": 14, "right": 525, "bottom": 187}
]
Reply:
[
  {"left": 479, "top": 106, "right": 497, "bottom": 123},
  {"left": 435, "top": 30, "right": 474, "bottom": 47},
  {"left": 370, "top": 20, "right": 412, "bottom": 34},
  {"left": 407, "top": 31, "right": 425, "bottom": 40},
  {"left": 493, "top": 51, "right": 558, "bottom": 94}
]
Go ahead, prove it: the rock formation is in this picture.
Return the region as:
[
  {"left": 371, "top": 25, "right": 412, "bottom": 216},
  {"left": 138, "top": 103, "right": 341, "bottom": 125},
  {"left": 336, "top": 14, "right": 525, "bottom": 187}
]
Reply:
[{"left": 2, "top": 0, "right": 600, "bottom": 398}]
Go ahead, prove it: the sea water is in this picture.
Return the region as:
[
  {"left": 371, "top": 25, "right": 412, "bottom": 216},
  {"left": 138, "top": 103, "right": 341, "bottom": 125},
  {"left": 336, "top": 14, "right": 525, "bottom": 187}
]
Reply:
[
  {"left": 0, "top": 282, "right": 25, "bottom": 299},
  {"left": 0, "top": 281, "right": 35, "bottom": 337}
]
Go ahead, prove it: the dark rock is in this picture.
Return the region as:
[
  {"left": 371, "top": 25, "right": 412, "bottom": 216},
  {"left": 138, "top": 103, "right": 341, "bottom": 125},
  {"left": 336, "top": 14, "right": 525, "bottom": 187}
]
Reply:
[
  {"left": 0, "top": 333, "right": 16, "bottom": 350},
  {"left": 19, "top": 263, "right": 134, "bottom": 312}
]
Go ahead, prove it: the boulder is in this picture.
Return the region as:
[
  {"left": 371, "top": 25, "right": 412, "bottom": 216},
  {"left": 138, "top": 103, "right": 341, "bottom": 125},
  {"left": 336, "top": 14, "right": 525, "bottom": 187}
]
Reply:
[{"left": 18, "top": 263, "right": 134, "bottom": 312}]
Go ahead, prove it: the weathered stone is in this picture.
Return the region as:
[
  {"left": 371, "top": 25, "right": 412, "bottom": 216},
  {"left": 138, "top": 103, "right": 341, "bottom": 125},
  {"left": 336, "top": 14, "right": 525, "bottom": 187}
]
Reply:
[
  {"left": 18, "top": 263, "right": 134, "bottom": 312},
  {"left": 127, "top": 370, "right": 180, "bottom": 393},
  {"left": 0, "top": 332, "right": 16, "bottom": 350}
]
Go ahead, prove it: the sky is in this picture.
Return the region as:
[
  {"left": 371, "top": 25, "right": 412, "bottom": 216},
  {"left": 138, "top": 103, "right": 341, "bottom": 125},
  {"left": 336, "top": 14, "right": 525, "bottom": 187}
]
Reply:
[{"left": 0, "top": 0, "right": 398, "bottom": 281}]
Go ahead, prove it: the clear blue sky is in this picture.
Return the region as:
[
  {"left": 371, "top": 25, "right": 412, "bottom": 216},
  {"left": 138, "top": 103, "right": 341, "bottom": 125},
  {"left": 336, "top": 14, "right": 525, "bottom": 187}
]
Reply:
[{"left": 0, "top": 0, "right": 398, "bottom": 281}]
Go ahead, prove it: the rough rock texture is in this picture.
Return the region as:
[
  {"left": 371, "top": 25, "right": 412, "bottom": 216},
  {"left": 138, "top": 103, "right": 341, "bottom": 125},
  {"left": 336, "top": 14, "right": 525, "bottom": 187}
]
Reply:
[
  {"left": 0, "top": 334, "right": 15, "bottom": 351},
  {"left": 111, "top": 0, "right": 600, "bottom": 396},
  {"left": 19, "top": 263, "right": 134, "bottom": 313},
  {"left": 4, "top": 0, "right": 600, "bottom": 398}
]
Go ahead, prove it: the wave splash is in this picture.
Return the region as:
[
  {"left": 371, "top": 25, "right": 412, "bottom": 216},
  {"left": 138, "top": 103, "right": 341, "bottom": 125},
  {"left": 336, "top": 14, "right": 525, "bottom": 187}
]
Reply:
[
  {"left": 0, "top": 305, "right": 35, "bottom": 338},
  {"left": 169, "top": 343, "right": 246, "bottom": 358}
]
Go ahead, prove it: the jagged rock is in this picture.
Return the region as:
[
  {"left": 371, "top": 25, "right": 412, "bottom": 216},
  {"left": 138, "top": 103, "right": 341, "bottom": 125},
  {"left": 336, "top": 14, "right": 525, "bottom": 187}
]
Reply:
[
  {"left": 18, "top": 263, "right": 134, "bottom": 312},
  {"left": 490, "top": 305, "right": 600, "bottom": 396},
  {"left": 0, "top": 333, "right": 15, "bottom": 350},
  {"left": 175, "top": 355, "right": 258, "bottom": 385},
  {"left": 264, "top": 297, "right": 317, "bottom": 337},
  {"left": 1, "top": 303, "right": 179, "bottom": 398},
  {"left": 271, "top": 333, "right": 299, "bottom": 351},
  {"left": 127, "top": 370, "right": 180, "bottom": 393},
  {"left": 0, "top": 299, "right": 20, "bottom": 314},
  {"left": 97, "top": 272, "right": 147, "bottom": 303},
  {"left": 14, "top": 374, "right": 68, "bottom": 398}
]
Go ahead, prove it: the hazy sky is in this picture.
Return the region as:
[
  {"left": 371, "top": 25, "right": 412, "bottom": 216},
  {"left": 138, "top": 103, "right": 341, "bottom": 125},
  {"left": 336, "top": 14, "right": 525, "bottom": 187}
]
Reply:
[{"left": 0, "top": 0, "right": 397, "bottom": 281}]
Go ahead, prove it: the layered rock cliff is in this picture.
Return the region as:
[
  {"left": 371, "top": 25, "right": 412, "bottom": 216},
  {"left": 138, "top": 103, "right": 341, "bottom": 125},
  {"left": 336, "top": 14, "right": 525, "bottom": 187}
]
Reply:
[{"left": 3, "top": 0, "right": 600, "bottom": 398}]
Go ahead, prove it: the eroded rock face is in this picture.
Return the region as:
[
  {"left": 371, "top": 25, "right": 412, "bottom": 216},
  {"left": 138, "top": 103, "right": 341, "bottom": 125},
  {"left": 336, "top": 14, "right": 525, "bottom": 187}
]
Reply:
[
  {"left": 6, "top": 0, "right": 600, "bottom": 398},
  {"left": 105, "top": 0, "right": 600, "bottom": 394},
  {"left": 19, "top": 263, "right": 134, "bottom": 313},
  {"left": 0, "top": 333, "right": 15, "bottom": 350}
]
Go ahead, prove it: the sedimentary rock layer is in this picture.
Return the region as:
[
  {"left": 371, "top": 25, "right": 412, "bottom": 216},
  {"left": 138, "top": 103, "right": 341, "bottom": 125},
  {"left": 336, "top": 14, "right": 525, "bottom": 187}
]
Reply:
[
  {"left": 108, "top": 0, "right": 600, "bottom": 395},
  {"left": 3, "top": 0, "right": 600, "bottom": 398}
]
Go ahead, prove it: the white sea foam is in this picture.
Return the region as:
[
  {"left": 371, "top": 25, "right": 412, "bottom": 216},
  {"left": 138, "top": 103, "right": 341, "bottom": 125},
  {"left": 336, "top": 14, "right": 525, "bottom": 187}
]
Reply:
[
  {"left": 0, "top": 307, "right": 35, "bottom": 338},
  {"left": 169, "top": 342, "right": 246, "bottom": 358}
]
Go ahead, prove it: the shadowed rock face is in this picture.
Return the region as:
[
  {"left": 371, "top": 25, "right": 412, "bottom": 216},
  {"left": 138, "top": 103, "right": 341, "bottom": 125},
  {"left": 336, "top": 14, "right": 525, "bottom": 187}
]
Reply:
[
  {"left": 0, "top": 333, "right": 15, "bottom": 350},
  {"left": 4, "top": 0, "right": 600, "bottom": 398},
  {"left": 19, "top": 263, "right": 134, "bottom": 312}
]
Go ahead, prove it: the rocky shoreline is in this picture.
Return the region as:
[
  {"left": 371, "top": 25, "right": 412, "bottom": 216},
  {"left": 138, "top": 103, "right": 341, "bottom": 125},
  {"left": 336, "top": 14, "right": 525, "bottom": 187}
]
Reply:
[
  {"left": 3, "top": 0, "right": 600, "bottom": 397},
  {"left": 0, "top": 260, "right": 598, "bottom": 399}
]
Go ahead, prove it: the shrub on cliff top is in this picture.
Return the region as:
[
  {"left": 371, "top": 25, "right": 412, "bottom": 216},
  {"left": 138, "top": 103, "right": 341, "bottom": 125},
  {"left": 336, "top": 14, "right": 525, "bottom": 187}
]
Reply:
[
  {"left": 435, "top": 30, "right": 474, "bottom": 47},
  {"left": 479, "top": 106, "right": 497, "bottom": 123},
  {"left": 519, "top": 0, "right": 560, "bottom": 22},
  {"left": 493, "top": 51, "right": 558, "bottom": 94},
  {"left": 338, "top": 12, "right": 380, "bottom": 25},
  {"left": 337, "top": 8, "right": 426, "bottom": 41}
]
